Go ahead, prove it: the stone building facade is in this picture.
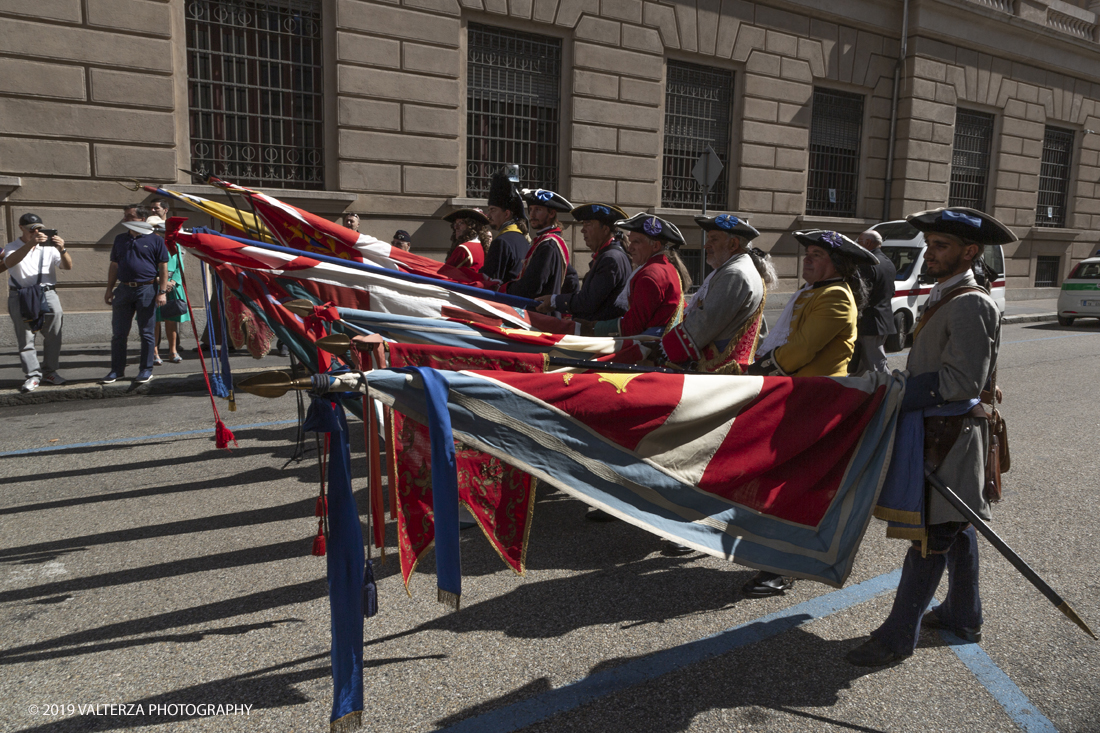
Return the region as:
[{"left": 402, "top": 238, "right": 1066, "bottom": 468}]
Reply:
[{"left": 1, "top": 0, "right": 1099, "bottom": 331}]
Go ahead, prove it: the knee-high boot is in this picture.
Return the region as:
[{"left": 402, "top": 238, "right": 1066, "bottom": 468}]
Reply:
[{"left": 871, "top": 544, "right": 947, "bottom": 654}]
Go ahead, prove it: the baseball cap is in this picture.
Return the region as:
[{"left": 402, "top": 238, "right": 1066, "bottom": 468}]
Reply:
[
  {"left": 18, "top": 213, "right": 44, "bottom": 229},
  {"left": 393, "top": 230, "right": 411, "bottom": 242}
]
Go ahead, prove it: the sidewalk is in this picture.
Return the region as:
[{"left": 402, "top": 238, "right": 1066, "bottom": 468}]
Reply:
[
  {"left": 1, "top": 299, "right": 1060, "bottom": 407},
  {"left": 0, "top": 343, "right": 293, "bottom": 408}
]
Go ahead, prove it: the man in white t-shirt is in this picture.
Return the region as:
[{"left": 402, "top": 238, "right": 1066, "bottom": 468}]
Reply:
[{"left": 4, "top": 213, "right": 72, "bottom": 392}]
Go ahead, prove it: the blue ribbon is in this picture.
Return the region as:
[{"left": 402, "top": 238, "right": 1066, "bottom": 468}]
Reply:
[
  {"left": 304, "top": 397, "right": 365, "bottom": 726},
  {"left": 398, "top": 367, "right": 462, "bottom": 608},
  {"left": 941, "top": 210, "right": 982, "bottom": 229}
]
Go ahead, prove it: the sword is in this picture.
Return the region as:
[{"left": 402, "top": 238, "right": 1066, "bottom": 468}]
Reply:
[{"left": 924, "top": 464, "right": 1096, "bottom": 640}]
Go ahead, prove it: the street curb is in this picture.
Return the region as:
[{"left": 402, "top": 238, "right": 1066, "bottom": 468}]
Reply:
[
  {"left": 1002, "top": 312, "right": 1058, "bottom": 325},
  {"left": 0, "top": 367, "right": 276, "bottom": 408}
]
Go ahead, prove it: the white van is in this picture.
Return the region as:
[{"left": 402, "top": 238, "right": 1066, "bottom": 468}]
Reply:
[{"left": 872, "top": 220, "right": 1006, "bottom": 352}]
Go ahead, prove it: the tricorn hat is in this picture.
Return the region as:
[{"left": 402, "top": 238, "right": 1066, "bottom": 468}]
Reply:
[
  {"left": 615, "top": 213, "right": 687, "bottom": 249},
  {"left": 487, "top": 171, "right": 525, "bottom": 219},
  {"left": 793, "top": 229, "right": 877, "bottom": 265},
  {"left": 521, "top": 188, "right": 573, "bottom": 213},
  {"left": 571, "top": 203, "right": 627, "bottom": 227},
  {"left": 443, "top": 207, "right": 490, "bottom": 226},
  {"left": 694, "top": 213, "right": 760, "bottom": 242},
  {"left": 907, "top": 207, "right": 1017, "bottom": 245}
]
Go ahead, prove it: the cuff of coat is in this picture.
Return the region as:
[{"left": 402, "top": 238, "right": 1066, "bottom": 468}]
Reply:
[
  {"left": 593, "top": 318, "right": 620, "bottom": 337},
  {"left": 660, "top": 322, "right": 699, "bottom": 364},
  {"left": 748, "top": 349, "right": 789, "bottom": 377}
]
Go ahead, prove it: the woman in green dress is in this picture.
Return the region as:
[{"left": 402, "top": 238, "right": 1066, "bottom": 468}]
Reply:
[{"left": 150, "top": 213, "right": 191, "bottom": 365}]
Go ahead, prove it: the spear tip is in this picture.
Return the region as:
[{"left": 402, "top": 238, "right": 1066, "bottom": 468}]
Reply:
[{"left": 1058, "top": 601, "right": 1098, "bottom": 640}]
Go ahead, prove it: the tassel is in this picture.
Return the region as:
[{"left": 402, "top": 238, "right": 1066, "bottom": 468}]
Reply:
[
  {"left": 209, "top": 373, "right": 229, "bottom": 399},
  {"left": 329, "top": 710, "right": 362, "bottom": 733},
  {"left": 214, "top": 420, "right": 237, "bottom": 451},
  {"left": 314, "top": 494, "right": 327, "bottom": 517},
  {"left": 363, "top": 560, "right": 378, "bottom": 618},
  {"left": 311, "top": 520, "right": 326, "bottom": 556},
  {"left": 437, "top": 588, "right": 460, "bottom": 611},
  {"left": 228, "top": 391, "right": 237, "bottom": 412}
]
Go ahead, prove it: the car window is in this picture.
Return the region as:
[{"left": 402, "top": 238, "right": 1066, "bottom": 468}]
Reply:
[
  {"left": 883, "top": 246, "right": 922, "bottom": 280},
  {"left": 981, "top": 245, "right": 1004, "bottom": 278},
  {"left": 874, "top": 221, "right": 920, "bottom": 240},
  {"left": 1069, "top": 262, "right": 1100, "bottom": 280}
]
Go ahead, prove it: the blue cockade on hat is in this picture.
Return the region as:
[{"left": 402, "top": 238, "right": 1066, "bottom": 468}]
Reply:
[
  {"left": 822, "top": 231, "right": 843, "bottom": 248},
  {"left": 593, "top": 205, "right": 610, "bottom": 215},
  {"left": 643, "top": 217, "right": 663, "bottom": 236},
  {"left": 536, "top": 190, "right": 553, "bottom": 202},
  {"left": 940, "top": 209, "right": 982, "bottom": 228},
  {"left": 715, "top": 214, "right": 740, "bottom": 230}
]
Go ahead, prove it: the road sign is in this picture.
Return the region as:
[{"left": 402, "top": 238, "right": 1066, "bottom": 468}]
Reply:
[{"left": 692, "top": 146, "right": 724, "bottom": 191}]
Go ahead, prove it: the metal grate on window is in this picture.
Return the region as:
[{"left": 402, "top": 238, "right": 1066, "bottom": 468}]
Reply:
[
  {"left": 661, "top": 61, "right": 734, "bottom": 210},
  {"left": 186, "top": 0, "right": 324, "bottom": 189},
  {"left": 1035, "top": 255, "right": 1061, "bottom": 287},
  {"left": 1035, "top": 126, "right": 1074, "bottom": 228},
  {"left": 806, "top": 88, "right": 864, "bottom": 217},
  {"left": 949, "top": 109, "right": 995, "bottom": 210},
  {"left": 467, "top": 24, "right": 561, "bottom": 198}
]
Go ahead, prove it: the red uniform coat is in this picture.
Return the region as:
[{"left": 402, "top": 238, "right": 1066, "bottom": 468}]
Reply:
[
  {"left": 618, "top": 253, "right": 683, "bottom": 337},
  {"left": 445, "top": 239, "right": 486, "bottom": 278}
]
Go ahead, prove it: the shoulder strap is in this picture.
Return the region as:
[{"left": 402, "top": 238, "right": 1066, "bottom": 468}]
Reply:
[{"left": 912, "top": 285, "right": 985, "bottom": 339}]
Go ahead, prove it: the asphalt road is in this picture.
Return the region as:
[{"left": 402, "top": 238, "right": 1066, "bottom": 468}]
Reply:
[{"left": 0, "top": 319, "right": 1098, "bottom": 732}]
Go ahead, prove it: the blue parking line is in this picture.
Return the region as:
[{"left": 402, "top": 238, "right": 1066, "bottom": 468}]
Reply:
[
  {"left": 0, "top": 419, "right": 297, "bottom": 457},
  {"left": 436, "top": 570, "right": 902, "bottom": 733},
  {"left": 940, "top": 631, "right": 1057, "bottom": 733}
]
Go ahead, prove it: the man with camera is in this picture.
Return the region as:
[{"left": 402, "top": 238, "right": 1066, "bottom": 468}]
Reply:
[{"left": 3, "top": 213, "right": 72, "bottom": 392}]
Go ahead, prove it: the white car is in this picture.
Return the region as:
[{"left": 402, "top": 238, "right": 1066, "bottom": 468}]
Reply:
[
  {"left": 1056, "top": 256, "right": 1100, "bottom": 326},
  {"left": 873, "top": 220, "right": 1006, "bottom": 352}
]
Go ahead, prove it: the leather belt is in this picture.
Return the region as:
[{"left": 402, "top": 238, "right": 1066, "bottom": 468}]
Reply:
[{"left": 121, "top": 280, "right": 155, "bottom": 287}]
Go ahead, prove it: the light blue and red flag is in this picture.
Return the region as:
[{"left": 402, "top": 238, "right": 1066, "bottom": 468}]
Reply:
[{"left": 353, "top": 368, "right": 905, "bottom": 590}]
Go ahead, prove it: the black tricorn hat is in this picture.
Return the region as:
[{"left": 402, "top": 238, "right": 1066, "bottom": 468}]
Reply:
[
  {"left": 794, "top": 229, "right": 877, "bottom": 265},
  {"left": 443, "top": 207, "right": 490, "bottom": 226},
  {"left": 487, "top": 172, "right": 524, "bottom": 219},
  {"left": 694, "top": 213, "right": 760, "bottom": 241},
  {"left": 907, "top": 207, "right": 1017, "bottom": 245},
  {"left": 571, "top": 202, "right": 627, "bottom": 226},
  {"left": 521, "top": 188, "right": 573, "bottom": 213},
  {"left": 615, "top": 213, "right": 687, "bottom": 249}
]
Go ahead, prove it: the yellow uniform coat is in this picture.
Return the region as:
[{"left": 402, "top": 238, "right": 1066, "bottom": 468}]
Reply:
[{"left": 774, "top": 281, "right": 857, "bottom": 377}]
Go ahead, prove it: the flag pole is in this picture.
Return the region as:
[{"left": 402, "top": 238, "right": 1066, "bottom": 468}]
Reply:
[{"left": 924, "top": 465, "right": 1096, "bottom": 640}]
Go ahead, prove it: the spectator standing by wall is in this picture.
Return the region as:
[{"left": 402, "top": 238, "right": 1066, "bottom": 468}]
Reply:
[
  {"left": 147, "top": 214, "right": 189, "bottom": 365},
  {"left": 851, "top": 229, "right": 897, "bottom": 375},
  {"left": 391, "top": 230, "right": 411, "bottom": 251},
  {"left": 102, "top": 209, "right": 169, "bottom": 385},
  {"left": 3, "top": 213, "right": 72, "bottom": 392}
]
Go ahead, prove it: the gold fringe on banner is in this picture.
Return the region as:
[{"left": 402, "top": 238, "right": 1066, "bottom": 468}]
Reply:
[
  {"left": 437, "top": 588, "right": 461, "bottom": 611},
  {"left": 330, "top": 710, "right": 362, "bottom": 733}
]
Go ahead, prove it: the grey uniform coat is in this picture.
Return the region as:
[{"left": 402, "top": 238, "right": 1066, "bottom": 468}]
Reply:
[
  {"left": 906, "top": 270, "right": 1000, "bottom": 524},
  {"left": 682, "top": 252, "right": 764, "bottom": 353}
]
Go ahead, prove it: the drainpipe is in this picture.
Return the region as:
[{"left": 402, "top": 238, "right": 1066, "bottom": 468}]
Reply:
[{"left": 882, "top": 0, "right": 910, "bottom": 222}]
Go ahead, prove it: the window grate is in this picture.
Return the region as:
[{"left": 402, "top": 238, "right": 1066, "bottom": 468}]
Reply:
[
  {"left": 1035, "top": 126, "right": 1074, "bottom": 228},
  {"left": 186, "top": 0, "right": 324, "bottom": 189},
  {"left": 949, "top": 109, "right": 995, "bottom": 211},
  {"left": 806, "top": 88, "right": 864, "bottom": 217},
  {"left": 1035, "top": 255, "right": 1061, "bottom": 287},
  {"left": 661, "top": 61, "right": 734, "bottom": 210},
  {"left": 466, "top": 24, "right": 561, "bottom": 198}
]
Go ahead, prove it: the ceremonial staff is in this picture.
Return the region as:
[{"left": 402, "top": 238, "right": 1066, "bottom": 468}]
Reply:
[{"left": 924, "top": 464, "right": 1096, "bottom": 640}]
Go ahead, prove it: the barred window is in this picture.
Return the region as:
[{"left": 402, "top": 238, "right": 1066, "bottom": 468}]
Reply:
[
  {"left": 949, "top": 109, "right": 995, "bottom": 210},
  {"left": 662, "top": 61, "right": 734, "bottom": 210},
  {"left": 1035, "top": 255, "right": 1061, "bottom": 287},
  {"left": 1035, "top": 126, "right": 1075, "bottom": 228},
  {"left": 466, "top": 24, "right": 561, "bottom": 198},
  {"left": 806, "top": 88, "right": 864, "bottom": 217},
  {"left": 186, "top": 0, "right": 324, "bottom": 189}
]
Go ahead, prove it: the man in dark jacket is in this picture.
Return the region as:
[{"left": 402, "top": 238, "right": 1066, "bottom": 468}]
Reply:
[
  {"left": 536, "top": 203, "right": 630, "bottom": 321},
  {"left": 504, "top": 188, "right": 573, "bottom": 300},
  {"left": 851, "top": 229, "right": 897, "bottom": 374},
  {"left": 481, "top": 172, "right": 529, "bottom": 283}
]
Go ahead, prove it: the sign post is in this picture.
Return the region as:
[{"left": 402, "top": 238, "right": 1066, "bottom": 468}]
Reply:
[{"left": 691, "top": 145, "right": 724, "bottom": 285}]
